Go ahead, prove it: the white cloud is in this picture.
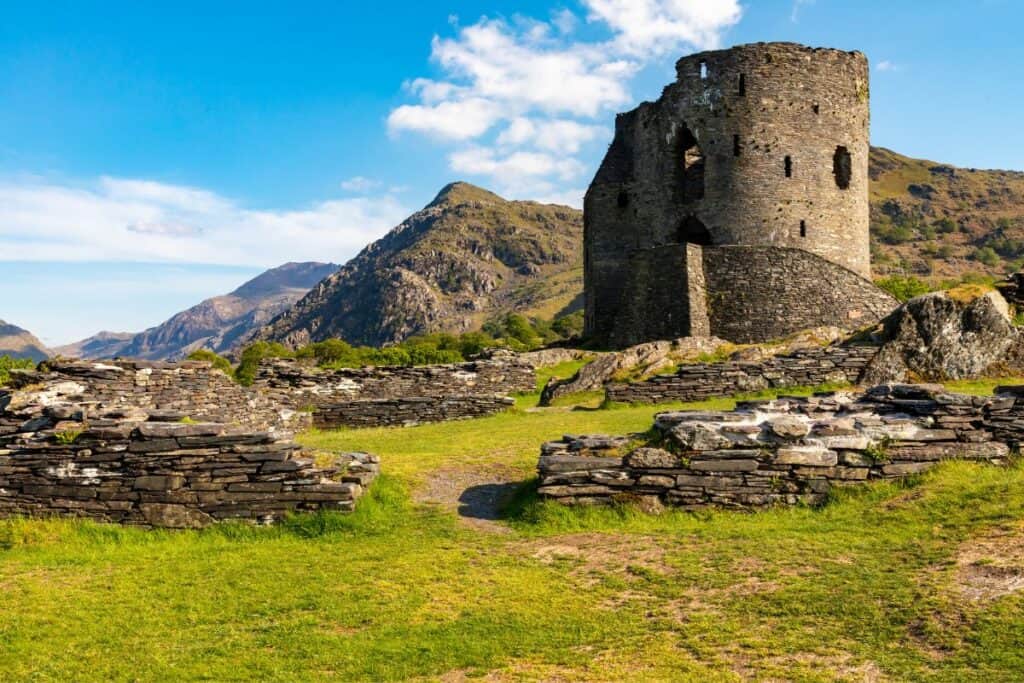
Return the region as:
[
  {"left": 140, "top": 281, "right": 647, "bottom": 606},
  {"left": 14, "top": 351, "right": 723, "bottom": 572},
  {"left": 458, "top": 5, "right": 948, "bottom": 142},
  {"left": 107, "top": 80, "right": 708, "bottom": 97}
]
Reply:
[
  {"left": 0, "top": 176, "right": 411, "bottom": 267},
  {"left": 388, "top": 97, "right": 504, "bottom": 140},
  {"left": 790, "top": 0, "right": 815, "bottom": 23},
  {"left": 585, "top": 0, "right": 743, "bottom": 56},
  {"left": 388, "top": 1, "right": 742, "bottom": 199},
  {"left": 450, "top": 147, "right": 585, "bottom": 182},
  {"left": 340, "top": 176, "right": 382, "bottom": 193},
  {"left": 876, "top": 60, "right": 901, "bottom": 72}
]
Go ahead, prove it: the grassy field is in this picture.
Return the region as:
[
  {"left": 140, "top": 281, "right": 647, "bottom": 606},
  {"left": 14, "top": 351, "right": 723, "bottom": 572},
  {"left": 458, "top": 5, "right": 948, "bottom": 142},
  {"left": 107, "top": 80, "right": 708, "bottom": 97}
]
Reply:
[{"left": 2, "top": 382, "right": 1024, "bottom": 681}]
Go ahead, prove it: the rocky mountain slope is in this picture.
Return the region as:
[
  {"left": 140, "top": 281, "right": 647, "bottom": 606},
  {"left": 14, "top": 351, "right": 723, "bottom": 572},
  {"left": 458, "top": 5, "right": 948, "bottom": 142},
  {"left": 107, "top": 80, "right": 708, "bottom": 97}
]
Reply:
[
  {"left": 58, "top": 262, "right": 339, "bottom": 360},
  {"left": 869, "top": 147, "right": 1024, "bottom": 280},
  {"left": 0, "top": 321, "right": 50, "bottom": 362},
  {"left": 251, "top": 183, "right": 583, "bottom": 348}
]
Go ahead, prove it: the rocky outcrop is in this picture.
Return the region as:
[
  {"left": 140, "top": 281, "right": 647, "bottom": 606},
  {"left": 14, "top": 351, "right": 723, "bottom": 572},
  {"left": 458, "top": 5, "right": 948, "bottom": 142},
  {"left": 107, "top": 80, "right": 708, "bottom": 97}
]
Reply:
[
  {"left": 56, "top": 262, "right": 339, "bottom": 361},
  {"left": 538, "top": 384, "right": 1015, "bottom": 510},
  {"left": 862, "top": 290, "right": 1021, "bottom": 384},
  {"left": 250, "top": 183, "right": 583, "bottom": 348},
  {"left": 0, "top": 320, "right": 49, "bottom": 362}
]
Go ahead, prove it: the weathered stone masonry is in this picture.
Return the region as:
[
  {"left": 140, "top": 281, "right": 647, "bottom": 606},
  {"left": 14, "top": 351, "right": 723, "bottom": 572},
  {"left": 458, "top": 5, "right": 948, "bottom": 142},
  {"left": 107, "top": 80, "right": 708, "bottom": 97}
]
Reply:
[
  {"left": 255, "top": 357, "right": 534, "bottom": 428},
  {"left": 0, "top": 377, "right": 378, "bottom": 528},
  {"left": 606, "top": 344, "right": 879, "bottom": 405},
  {"left": 585, "top": 42, "right": 897, "bottom": 347},
  {"left": 539, "top": 384, "right": 1019, "bottom": 509}
]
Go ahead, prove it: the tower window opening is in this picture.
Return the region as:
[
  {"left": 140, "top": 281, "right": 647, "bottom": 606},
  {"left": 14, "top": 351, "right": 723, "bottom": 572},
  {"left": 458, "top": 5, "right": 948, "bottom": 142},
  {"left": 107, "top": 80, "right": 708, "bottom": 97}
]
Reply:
[
  {"left": 833, "top": 146, "right": 852, "bottom": 189},
  {"left": 617, "top": 190, "right": 629, "bottom": 209},
  {"left": 678, "top": 125, "right": 705, "bottom": 204},
  {"left": 733, "top": 135, "right": 741, "bottom": 157},
  {"left": 800, "top": 220, "right": 807, "bottom": 238},
  {"left": 738, "top": 74, "right": 746, "bottom": 96},
  {"left": 784, "top": 156, "right": 793, "bottom": 178},
  {"left": 813, "top": 103, "right": 820, "bottom": 115},
  {"left": 699, "top": 60, "right": 708, "bottom": 80}
]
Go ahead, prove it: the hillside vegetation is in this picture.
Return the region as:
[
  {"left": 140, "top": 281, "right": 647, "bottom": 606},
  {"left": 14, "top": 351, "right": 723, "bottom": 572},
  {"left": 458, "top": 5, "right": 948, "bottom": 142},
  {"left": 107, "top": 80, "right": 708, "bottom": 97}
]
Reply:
[{"left": 870, "top": 147, "right": 1024, "bottom": 280}]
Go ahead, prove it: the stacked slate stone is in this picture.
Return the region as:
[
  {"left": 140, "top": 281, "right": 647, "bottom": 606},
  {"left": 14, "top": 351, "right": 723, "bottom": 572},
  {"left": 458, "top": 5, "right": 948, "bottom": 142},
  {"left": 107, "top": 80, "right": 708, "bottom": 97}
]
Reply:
[
  {"left": 254, "top": 357, "right": 535, "bottom": 428},
  {"left": 538, "top": 384, "right": 1012, "bottom": 510},
  {"left": 9, "top": 360, "right": 310, "bottom": 433},
  {"left": 605, "top": 345, "right": 879, "bottom": 405},
  {"left": 0, "top": 384, "right": 379, "bottom": 528},
  {"left": 314, "top": 395, "right": 515, "bottom": 428}
]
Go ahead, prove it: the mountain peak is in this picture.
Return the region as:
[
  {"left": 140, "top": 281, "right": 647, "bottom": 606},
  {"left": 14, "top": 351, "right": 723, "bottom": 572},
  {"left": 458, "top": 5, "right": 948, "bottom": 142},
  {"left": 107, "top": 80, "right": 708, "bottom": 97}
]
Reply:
[
  {"left": 428, "top": 182, "right": 506, "bottom": 208},
  {"left": 230, "top": 261, "right": 340, "bottom": 300}
]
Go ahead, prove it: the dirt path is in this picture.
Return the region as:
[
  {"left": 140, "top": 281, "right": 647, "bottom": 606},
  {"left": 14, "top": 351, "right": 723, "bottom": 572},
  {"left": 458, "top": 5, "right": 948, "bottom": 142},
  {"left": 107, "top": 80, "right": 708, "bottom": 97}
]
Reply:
[{"left": 414, "top": 464, "right": 527, "bottom": 532}]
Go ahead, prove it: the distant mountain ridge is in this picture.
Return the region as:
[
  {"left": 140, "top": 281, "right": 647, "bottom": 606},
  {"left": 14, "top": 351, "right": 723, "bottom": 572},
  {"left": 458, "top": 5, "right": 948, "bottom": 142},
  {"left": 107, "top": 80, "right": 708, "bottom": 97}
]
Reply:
[
  {"left": 57, "top": 262, "right": 339, "bottom": 361},
  {"left": 248, "top": 182, "right": 584, "bottom": 348},
  {"left": 0, "top": 320, "right": 50, "bottom": 362}
]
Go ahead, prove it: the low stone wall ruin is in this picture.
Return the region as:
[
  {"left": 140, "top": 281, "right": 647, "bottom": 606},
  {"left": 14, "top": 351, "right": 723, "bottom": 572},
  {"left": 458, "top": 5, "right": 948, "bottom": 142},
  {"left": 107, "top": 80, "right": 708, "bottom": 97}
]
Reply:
[
  {"left": 605, "top": 345, "right": 879, "bottom": 405},
  {"left": 0, "top": 360, "right": 382, "bottom": 527},
  {"left": 539, "top": 383, "right": 1019, "bottom": 510},
  {"left": 0, "top": 382, "right": 378, "bottom": 527},
  {"left": 313, "top": 395, "right": 515, "bottom": 429},
  {"left": 256, "top": 357, "right": 534, "bottom": 428},
  {"left": 18, "top": 359, "right": 310, "bottom": 432}
]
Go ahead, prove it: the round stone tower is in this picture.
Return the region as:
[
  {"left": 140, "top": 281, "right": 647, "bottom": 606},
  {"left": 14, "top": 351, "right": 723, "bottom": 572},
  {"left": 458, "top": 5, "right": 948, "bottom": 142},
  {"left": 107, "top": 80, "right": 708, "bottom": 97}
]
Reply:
[
  {"left": 671, "top": 42, "right": 871, "bottom": 275},
  {"left": 584, "top": 42, "right": 892, "bottom": 347}
]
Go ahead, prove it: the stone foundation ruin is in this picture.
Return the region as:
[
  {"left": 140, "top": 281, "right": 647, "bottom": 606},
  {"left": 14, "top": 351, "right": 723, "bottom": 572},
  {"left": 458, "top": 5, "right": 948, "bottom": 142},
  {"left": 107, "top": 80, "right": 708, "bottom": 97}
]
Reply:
[
  {"left": 0, "top": 369, "right": 378, "bottom": 527},
  {"left": 255, "top": 356, "right": 534, "bottom": 428},
  {"left": 539, "top": 384, "right": 1020, "bottom": 509}
]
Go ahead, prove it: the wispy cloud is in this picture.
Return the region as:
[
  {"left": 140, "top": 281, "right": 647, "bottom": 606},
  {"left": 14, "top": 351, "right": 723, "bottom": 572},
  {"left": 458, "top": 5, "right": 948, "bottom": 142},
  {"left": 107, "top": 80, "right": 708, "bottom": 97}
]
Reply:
[
  {"left": 0, "top": 175, "right": 411, "bottom": 267},
  {"left": 790, "top": 0, "right": 816, "bottom": 23},
  {"left": 876, "top": 60, "right": 902, "bottom": 72},
  {"left": 388, "top": 0, "right": 743, "bottom": 205},
  {"left": 340, "top": 176, "right": 383, "bottom": 193}
]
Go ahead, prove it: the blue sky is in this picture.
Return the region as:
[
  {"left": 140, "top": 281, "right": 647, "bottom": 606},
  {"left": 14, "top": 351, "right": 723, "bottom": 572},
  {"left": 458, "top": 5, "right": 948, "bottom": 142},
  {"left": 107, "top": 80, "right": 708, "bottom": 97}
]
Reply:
[{"left": 1, "top": 0, "right": 1021, "bottom": 345}]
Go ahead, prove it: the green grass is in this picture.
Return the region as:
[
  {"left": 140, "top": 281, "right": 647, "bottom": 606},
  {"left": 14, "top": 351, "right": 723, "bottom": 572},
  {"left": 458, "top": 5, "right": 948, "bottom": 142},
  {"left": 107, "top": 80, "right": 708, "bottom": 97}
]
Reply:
[{"left": 2, "top": 384, "right": 1024, "bottom": 680}]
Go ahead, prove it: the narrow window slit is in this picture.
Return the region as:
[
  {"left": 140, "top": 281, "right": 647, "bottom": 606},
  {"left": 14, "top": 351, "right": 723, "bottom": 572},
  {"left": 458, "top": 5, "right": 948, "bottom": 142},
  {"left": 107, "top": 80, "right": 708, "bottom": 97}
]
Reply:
[
  {"left": 800, "top": 221, "right": 807, "bottom": 238},
  {"left": 733, "top": 135, "right": 741, "bottom": 157},
  {"left": 617, "top": 191, "right": 629, "bottom": 209},
  {"left": 738, "top": 74, "right": 746, "bottom": 96},
  {"left": 813, "top": 103, "right": 820, "bottom": 115},
  {"left": 784, "top": 156, "right": 793, "bottom": 178}
]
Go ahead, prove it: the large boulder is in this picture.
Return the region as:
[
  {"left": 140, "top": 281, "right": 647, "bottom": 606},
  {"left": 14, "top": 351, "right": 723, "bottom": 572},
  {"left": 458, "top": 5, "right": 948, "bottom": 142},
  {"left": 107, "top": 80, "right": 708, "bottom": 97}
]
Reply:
[{"left": 861, "top": 289, "right": 1020, "bottom": 384}]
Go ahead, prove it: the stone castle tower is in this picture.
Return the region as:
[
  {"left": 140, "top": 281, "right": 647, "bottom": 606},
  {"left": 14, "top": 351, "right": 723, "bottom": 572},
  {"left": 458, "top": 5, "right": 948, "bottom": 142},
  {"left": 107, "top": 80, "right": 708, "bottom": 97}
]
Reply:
[{"left": 585, "top": 42, "right": 896, "bottom": 348}]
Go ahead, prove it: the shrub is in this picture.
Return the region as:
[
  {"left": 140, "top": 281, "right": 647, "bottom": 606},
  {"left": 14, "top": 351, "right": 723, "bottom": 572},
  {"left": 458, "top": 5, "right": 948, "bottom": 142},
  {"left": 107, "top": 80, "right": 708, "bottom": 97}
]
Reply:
[
  {"left": 235, "top": 342, "right": 294, "bottom": 386},
  {"left": 0, "top": 355, "right": 34, "bottom": 387},
  {"left": 933, "top": 217, "right": 958, "bottom": 234},
  {"left": 186, "top": 349, "right": 235, "bottom": 378},
  {"left": 875, "top": 275, "right": 933, "bottom": 302},
  {"left": 973, "top": 247, "right": 1001, "bottom": 268}
]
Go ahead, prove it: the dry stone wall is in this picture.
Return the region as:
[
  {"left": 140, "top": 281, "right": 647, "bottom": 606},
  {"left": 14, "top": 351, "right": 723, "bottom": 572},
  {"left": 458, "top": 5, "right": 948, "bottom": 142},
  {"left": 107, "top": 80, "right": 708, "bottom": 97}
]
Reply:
[
  {"left": 0, "top": 385, "right": 378, "bottom": 527},
  {"left": 255, "top": 357, "right": 534, "bottom": 428},
  {"left": 539, "top": 384, "right": 1017, "bottom": 509},
  {"left": 606, "top": 345, "right": 879, "bottom": 405},
  {"left": 18, "top": 360, "right": 309, "bottom": 432}
]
